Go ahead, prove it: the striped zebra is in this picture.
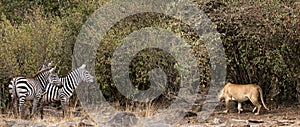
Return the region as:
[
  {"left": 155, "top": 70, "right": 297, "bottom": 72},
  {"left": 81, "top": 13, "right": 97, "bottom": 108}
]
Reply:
[
  {"left": 40, "top": 64, "right": 94, "bottom": 118},
  {"left": 9, "top": 66, "right": 61, "bottom": 119},
  {"left": 9, "top": 62, "right": 53, "bottom": 100}
]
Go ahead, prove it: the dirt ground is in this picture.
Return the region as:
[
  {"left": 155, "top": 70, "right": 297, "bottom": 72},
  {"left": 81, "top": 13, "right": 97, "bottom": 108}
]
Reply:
[
  {"left": 179, "top": 104, "right": 300, "bottom": 127},
  {"left": 1, "top": 103, "right": 299, "bottom": 126}
]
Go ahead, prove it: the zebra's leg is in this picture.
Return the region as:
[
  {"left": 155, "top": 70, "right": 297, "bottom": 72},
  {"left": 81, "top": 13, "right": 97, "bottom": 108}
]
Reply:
[
  {"left": 18, "top": 98, "right": 25, "bottom": 119},
  {"left": 19, "top": 104, "right": 25, "bottom": 119},
  {"left": 39, "top": 102, "right": 44, "bottom": 119},
  {"left": 30, "top": 97, "right": 38, "bottom": 118},
  {"left": 38, "top": 90, "right": 47, "bottom": 119},
  {"left": 30, "top": 93, "right": 44, "bottom": 119},
  {"left": 61, "top": 98, "right": 69, "bottom": 118},
  {"left": 62, "top": 102, "right": 67, "bottom": 118},
  {"left": 31, "top": 90, "right": 46, "bottom": 118},
  {"left": 12, "top": 97, "right": 19, "bottom": 118}
]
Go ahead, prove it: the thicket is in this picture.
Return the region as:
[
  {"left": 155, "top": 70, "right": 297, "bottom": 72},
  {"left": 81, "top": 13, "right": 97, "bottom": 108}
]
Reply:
[
  {"left": 0, "top": 0, "right": 107, "bottom": 111},
  {"left": 195, "top": 0, "right": 299, "bottom": 103},
  {"left": 0, "top": 0, "right": 299, "bottom": 112}
]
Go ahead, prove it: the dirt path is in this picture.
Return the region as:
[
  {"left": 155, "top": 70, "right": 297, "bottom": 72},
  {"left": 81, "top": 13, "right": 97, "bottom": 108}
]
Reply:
[
  {"left": 180, "top": 104, "right": 300, "bottom": 126},
  {"left": 1, "top": 104, "right": 299, "bottom": 126}
]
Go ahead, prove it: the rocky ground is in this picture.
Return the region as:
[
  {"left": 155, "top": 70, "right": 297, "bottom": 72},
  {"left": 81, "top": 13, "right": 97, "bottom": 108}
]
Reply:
[
  {"left": 180, "top": 104, "right": 300, "bottom": 127},
  {"left": 1, "top": 103, "right": 299, "bottom": 127}
]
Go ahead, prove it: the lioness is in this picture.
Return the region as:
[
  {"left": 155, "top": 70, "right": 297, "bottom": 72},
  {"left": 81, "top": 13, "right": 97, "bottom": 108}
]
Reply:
[{"left": 218, "top": 82, "right": 269, "bottom": 115}]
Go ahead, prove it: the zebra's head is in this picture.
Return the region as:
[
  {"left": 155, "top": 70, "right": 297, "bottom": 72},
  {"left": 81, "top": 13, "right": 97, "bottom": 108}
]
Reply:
[
  {"left": 48, "top": 69, "right": 62, "bottom": 87},
  {"left": 78, "top": 64, "right": 94, "bottom": 83},
  {"left": 47, "top": 66, "right": 62, "bottom": 87},
  {"left": 34, "top": 66, "right": 61, "bottom": 88}
]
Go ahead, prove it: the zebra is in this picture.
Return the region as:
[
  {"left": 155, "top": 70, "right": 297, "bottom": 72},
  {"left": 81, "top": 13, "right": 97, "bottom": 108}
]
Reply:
[
  {"left": 8, "top": 64, "right": 51, "bottom": 117},
  {"left": 9, "top": 66, "right": 61, "bottom": 119},
  {"left": 9, "top": 62, "right": 53, "bottom": 100},
  {"left": 40, "top": 64, "right": 94, "bottom": 118},
  {"left": 9, "top": 63, "right": 61, "bottom": 118}
]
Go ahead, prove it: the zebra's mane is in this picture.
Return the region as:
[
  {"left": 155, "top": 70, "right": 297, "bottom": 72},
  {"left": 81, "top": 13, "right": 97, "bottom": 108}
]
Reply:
[{"left": 31, "top": 67, "right": 52, "bottom": 78}]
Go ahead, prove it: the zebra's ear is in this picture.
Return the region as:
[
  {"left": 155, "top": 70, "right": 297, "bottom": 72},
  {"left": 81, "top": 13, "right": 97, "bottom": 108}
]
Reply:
[
  {"left": 49, "top": 66, "right": 57, "bottom": 73},
  {"left": 47, "top": 61, "right": 53, "bottom": 67},
  {"left": 80, "top": 64, "right": 86, "bottom": 69}
]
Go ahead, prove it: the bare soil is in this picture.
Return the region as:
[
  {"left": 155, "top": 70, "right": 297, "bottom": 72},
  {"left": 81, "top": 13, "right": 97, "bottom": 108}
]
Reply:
[
  {"left": 1, "top": 103, "right": 299, "bottom": 126},
  {"left": 180, "top": 104, "right": 300, "bottom": 126}
]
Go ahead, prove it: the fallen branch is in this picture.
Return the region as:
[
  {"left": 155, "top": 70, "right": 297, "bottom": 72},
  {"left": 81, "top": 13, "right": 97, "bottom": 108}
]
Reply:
[
  {"left": 248, "top": 119, "right": 264, "bottom": 123},
  {"left": 231, "top": 119, "right": 264, "bottom": 124}
]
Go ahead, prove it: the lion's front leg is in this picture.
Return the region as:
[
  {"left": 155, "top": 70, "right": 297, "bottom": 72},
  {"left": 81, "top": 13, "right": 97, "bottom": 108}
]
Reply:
[{"left": 224, "top": 98, "right": 230, "bottom": 113}]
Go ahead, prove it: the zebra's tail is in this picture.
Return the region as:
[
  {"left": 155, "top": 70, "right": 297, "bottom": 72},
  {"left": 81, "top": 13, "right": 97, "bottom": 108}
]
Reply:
[
  {"left": 8, "top": 79, "right": 15, "bottom": 98},
  {"left": 8, "top": 78, "right": 20, "bottom": 116}
]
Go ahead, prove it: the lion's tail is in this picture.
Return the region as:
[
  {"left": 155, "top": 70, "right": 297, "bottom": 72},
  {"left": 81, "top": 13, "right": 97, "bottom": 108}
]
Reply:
[{"left": 258, "top": 87, "right": 269, "bottom": 110}]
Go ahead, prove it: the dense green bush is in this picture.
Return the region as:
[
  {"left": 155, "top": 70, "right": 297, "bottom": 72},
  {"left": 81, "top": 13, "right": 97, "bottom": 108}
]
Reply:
[
  {"left": 196, "top": 0, "right": 299, "bottom": 103},
  {"left": 0, "top": 0, "right": 106, "bottom": 111},
  {"left": 0, "top": 9, "right": 71, "bottom": 110},
  {"left": 95, "top": 12, "right": 210, "bottom": 105}
]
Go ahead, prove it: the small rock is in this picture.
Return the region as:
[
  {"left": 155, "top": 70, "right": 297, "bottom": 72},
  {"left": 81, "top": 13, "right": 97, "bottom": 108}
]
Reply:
[
  {"left": 67, "top": 122, "right": 79, "bottom": 127},
  {"left": 56, "top": 122, "right": 78, "bottom": 127},
  {"left": 213, "top": 118, "right": 221, "bottom": 124},
  {"left": 184, "top": 111, "right": 198, "bottom": 118},
  {"left": 106, "top": 112, "right": 138, "bottom": 127},
  {"left": 137, "top": 118, "right": 173, "bottom": 127},
  {"left": 79, "top": 120, "right": 94, "bottom": 126},
  {"left": 0, "top": 120, "right": 9, "bottom": 127},
  {"left": 3, "top": 120, "right": 16, "bottom": 127},
  {"left": 11, "top": 121, "right": 46, "bottom": 127},
  {"left": 249, "top": 125, "right": 260, "bottom": 127},
  {"left": 30, "top": 123, "right": 47, "bottom": 127},
  {"left": 152, "top": 108, "right": 189, "bottom": 124}
]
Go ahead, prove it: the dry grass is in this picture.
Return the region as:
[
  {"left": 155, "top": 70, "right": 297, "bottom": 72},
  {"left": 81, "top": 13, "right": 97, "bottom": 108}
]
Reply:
[
  {"left": 3, "top": 101, "right": 162, "bottom": 126},
  {"left": 111, "top": 101, "right": 166, "bottom": 118},
  {"left": 4, "top": 105, "right": 92, "bottom": 124},
  {"left": 3, "top": 103, "right": 300, "bottom": 126}
]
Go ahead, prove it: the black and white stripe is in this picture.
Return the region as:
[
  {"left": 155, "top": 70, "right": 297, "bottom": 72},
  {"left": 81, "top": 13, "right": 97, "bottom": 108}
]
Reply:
[
  {"left": 9, "top": 67, "right": 61, "bottom": 119},
  {"left": 41, "top": 64, "right": 94, "bottom": 118},
  {"left": 8, "top": 62, "right": 53, "bottom": 102}
]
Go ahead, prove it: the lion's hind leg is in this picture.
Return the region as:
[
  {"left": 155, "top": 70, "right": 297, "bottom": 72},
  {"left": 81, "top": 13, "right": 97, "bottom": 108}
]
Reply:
[
  {"left": 249, "top": 97, "right": 261, "bottom": 115},
  {"left": 252, "top": 107, "right": 257, "bottom": 113},
  {"left": 237, "top": 102, "right": 243, "bottom": 114}
]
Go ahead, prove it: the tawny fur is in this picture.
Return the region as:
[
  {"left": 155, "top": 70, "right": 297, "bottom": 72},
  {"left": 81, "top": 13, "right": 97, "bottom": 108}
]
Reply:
[{"left": 218, "top": 82, "right": 269, "bottom": 115}]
